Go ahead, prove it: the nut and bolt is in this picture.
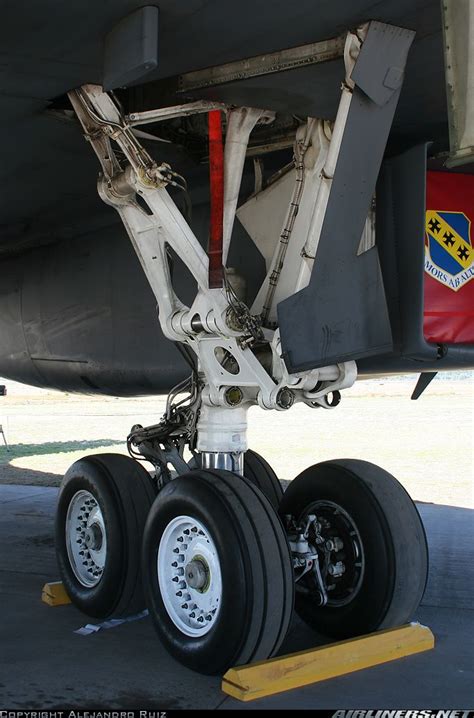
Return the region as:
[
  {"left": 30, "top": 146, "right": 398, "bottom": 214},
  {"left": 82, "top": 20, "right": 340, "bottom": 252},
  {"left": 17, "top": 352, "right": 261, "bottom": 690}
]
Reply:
[{"left": 276, "top": 388, "right": 295, "bottom": 409}]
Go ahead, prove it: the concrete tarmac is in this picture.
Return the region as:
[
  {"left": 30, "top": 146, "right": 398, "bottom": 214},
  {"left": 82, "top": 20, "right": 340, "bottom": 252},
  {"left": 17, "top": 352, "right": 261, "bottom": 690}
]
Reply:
[{"left": 0, "top": 485, "right": 472, "bottom": 709}]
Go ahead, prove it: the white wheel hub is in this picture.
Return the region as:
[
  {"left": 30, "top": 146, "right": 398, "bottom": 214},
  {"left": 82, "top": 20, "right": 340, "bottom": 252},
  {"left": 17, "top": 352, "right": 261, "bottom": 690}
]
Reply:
[
  {"left": 65, "top": 490, "right": 107, "bottom": 587},
  {"left": 158, "top": 515, "right": 222, "bottom": 637}
]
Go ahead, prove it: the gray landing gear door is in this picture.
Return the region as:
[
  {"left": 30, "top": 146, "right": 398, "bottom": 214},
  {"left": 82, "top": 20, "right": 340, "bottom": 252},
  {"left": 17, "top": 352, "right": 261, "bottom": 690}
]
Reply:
[{"left": 278, "top": 22, "right": 415, "bottom": 373}]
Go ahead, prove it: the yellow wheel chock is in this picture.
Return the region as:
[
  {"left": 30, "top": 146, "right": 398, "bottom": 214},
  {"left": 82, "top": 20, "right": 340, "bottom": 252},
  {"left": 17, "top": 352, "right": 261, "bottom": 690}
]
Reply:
[
  {"left": 41, "top": 581, "right": 71, "bottom": 606},
  {"left": 222, "top": 623, "right": 434, "bottom": 702}
]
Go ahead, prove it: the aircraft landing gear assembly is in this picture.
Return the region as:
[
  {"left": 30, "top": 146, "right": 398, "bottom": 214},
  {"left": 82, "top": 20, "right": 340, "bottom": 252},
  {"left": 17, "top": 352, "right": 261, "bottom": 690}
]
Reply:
[{"left": 55, "top": 20, "right": 428, "bottom": 675}]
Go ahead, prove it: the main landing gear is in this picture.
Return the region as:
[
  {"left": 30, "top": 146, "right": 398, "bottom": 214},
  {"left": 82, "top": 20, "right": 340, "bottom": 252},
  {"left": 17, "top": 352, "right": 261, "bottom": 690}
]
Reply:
[
  {"left": 57, "top": 24, "right": 427, "bottom": 673},
  {"left": 55, "top": 450, "right": 428, "bottom": 675}
]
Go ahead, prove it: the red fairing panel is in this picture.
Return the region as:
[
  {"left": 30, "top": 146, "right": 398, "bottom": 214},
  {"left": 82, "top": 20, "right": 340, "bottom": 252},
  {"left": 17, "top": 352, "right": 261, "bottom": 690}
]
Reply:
[{"left": 424, "top": 171, "right": 474, "bottom": 344}]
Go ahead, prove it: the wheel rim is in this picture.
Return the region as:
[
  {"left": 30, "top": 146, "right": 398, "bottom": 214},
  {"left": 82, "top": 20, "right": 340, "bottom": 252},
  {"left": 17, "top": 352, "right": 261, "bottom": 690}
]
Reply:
[
  {"left": 65, "top": 490, "right": 107, "bottom": 588},
  {"left": 303, "top": 500, "right": 365, "bottom": 607},
  {"left": 157, "top": 515, "right": 222, "bottom": 637}
]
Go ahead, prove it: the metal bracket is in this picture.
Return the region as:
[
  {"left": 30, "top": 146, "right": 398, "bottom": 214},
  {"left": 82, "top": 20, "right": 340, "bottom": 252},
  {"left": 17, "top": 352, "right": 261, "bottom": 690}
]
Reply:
[{"left": 176, "top": 34, "right": 346, "bottom": 93}]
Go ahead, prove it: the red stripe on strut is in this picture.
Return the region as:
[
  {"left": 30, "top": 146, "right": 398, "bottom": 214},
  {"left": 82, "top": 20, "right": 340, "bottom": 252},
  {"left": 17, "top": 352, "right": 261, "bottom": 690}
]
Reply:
[{"left": 208, "top": 110, "right": 224, "bottom": 288}]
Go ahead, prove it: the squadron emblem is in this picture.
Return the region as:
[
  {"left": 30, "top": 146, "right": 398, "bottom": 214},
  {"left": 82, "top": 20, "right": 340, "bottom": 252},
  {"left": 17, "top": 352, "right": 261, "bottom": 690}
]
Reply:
[{"left": 425, "top": 210, "right": 474, "bottom": 291}]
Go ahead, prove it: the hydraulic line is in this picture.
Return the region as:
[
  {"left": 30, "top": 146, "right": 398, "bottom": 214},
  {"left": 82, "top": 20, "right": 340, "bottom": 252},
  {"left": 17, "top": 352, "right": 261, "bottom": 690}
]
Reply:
[{"left": 261, "top": 118, "right": 316, "bottom": 325}]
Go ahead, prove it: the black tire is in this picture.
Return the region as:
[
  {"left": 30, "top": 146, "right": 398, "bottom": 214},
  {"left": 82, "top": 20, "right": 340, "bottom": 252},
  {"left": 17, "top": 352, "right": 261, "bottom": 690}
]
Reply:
[
  {"left": 142, "top": 469, "right": 294, "bottom": 674},
  {"left": 243, "top": 449, "right": 283, "bottom": 510},
  {"left": 279, "top": 459, "right": 428, "bottom": 639},
  {"left": 188, "top": 450, "right": 283, "bottom": 509},
  {"left": 56, "top": 453, "right": 156, "bottom": 618}
]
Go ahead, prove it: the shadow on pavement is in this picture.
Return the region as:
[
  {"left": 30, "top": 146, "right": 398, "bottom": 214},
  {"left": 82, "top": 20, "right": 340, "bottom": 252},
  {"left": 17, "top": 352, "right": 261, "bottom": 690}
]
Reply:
[{"left": 0, "top": 439, "right": 123, "bottom": 487}]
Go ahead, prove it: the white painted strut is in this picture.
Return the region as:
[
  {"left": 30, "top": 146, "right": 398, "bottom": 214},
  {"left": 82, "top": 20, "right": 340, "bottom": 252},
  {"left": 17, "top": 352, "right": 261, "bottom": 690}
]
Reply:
[
  {"left": 222, "top": 107, "right": 275, "bottom": 265},
  {"left": 302, "top": 28, "right": 365, "bottom": 262}
]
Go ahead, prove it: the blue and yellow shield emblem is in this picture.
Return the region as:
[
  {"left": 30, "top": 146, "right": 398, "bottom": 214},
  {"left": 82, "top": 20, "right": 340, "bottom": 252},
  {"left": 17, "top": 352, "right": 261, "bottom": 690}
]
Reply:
[{"left": 425, "top": 210, "right": 474, "bottom": 291}]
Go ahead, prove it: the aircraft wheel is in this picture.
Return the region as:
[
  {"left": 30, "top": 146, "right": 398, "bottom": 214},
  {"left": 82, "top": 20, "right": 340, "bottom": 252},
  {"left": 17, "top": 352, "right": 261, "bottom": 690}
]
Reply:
[
  {"left": 56, "top": 453, "right": 156, "bottom": 618},
  {"left": 279, "top": 459, "right": 428, "bottom": 638},
  {"left": 142, "top": 469, "right": 294, "bottom": 674}
]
